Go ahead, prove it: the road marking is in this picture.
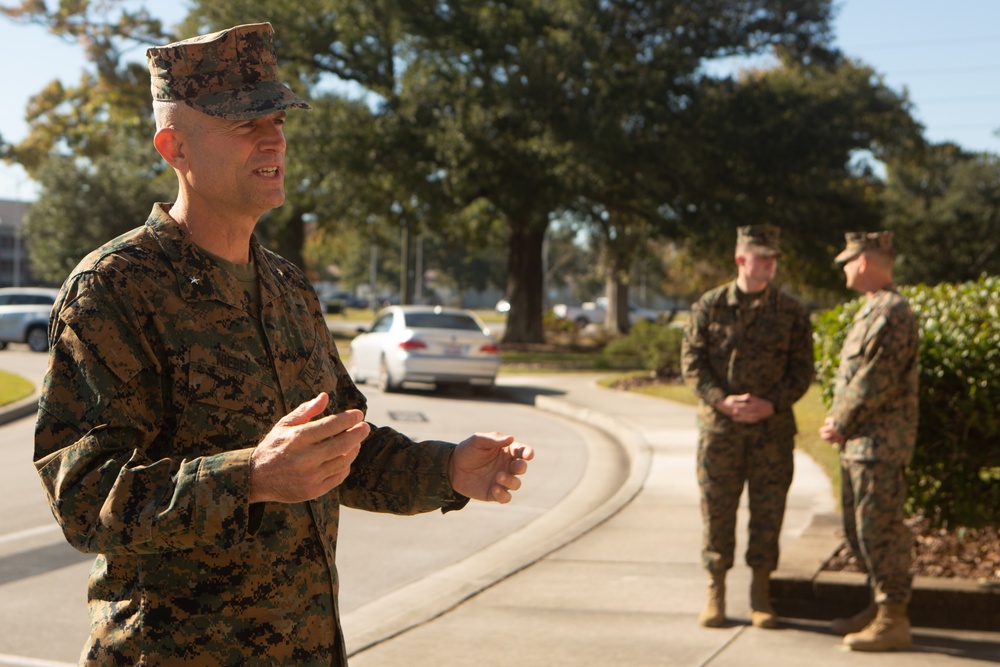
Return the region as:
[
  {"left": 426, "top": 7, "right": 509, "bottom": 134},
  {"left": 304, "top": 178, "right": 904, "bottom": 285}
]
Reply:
[
  {"left": 387, "top": 410, "right": 428, "bottom": 422},
  {"left": 0, "top": 654, "right": 75, "bottom": 667},
  {"left": 0, "top": 524, "right": 60, "bottom": 546}
]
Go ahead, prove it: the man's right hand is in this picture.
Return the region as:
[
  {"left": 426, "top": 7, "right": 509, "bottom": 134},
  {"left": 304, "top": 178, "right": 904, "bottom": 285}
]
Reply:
[
  {"left": 714, "top": 393, "right": 774, "bottom": 424},
  {"left": 249, "top": 393, "right": 370, "bottom": 503}
]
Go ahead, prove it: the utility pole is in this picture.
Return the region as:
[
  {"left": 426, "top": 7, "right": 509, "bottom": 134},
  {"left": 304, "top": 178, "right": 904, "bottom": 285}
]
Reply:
[
  {"left": 13, "top": 221, "right": 21, "bottom": 287},
  {"left": 399, "top": 219, "right": 410, "bottom": 305},
  {"left": 414, "top": 234, "right": 424, "bottom": 304}
]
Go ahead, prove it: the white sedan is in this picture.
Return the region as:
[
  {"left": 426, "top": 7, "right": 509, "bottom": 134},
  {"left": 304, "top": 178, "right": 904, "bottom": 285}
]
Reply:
[
  {"left": 348, "top": 305, "right": 500, "bottom": 393},
  {"left": 0, "top": 287, "right": 59, "bottom": 352}
]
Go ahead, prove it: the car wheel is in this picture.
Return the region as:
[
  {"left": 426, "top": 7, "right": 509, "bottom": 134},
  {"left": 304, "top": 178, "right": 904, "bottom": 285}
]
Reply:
[
  {"left": 26, "top": 326, "right": 49, "bottom": 353},
  {"left": 376, "top": 356, "right": 398, "bottom": 393},
  {"left": 574, "top": 316, "right": 590, "bottom": 328},
  {"left": 0, "top": 341, "right": 8, "bottom": 350}
]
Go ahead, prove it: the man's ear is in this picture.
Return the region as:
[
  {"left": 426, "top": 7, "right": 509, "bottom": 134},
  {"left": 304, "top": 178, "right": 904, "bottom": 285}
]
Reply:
[
  {"left": 153, "top": 128, "right": 185, "bottom": 170},
  {"left": 856, "top": 253, "right": 869, "bottom": 273}
]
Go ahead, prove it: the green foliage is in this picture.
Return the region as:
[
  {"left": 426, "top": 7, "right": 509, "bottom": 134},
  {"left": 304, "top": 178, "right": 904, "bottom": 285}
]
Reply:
[
  {"left": 675, "top": 54, "right": 923, "bottom": 295},
  {"left": 24, "top": 127, "right": 175, "bottom": 284},
  {"left": 813, "top": 276, "right": 1000, "bottom": 527},
  {"left": 884, "top": 143, "right": 1000, "bottom": 285},
  {"left": 542, "top": 310, "right": 579, "bottom": 337},
  {"left": 601, "top": 320, "right": 684, "bottom": 375},
  {"left": 7, "top": 0, "right": 927, "bottom": 344}
]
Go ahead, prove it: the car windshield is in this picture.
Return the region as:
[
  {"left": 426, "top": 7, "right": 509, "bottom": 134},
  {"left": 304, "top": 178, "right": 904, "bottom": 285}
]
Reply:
[{"left": 403, "top": 312, "right": 483, "bottom": 331}]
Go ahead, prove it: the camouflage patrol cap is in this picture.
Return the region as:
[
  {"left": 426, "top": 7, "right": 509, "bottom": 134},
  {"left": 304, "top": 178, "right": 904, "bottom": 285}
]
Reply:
[
  {"left": 736, "top": 224, "right": 782, "bottom": 257},
  {"left": 834, "top": 231, "right": 895, "bottom": 265},
  {"left": 146, "top": 22, "right": 310, "bottom": 120}
]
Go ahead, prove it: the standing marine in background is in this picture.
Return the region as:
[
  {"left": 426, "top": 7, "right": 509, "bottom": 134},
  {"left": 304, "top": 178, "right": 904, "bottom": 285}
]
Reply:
[
  {"left": 682, "top": 225, "right": 814, "bottom": 629},
  {"left": 820, "top": 231, "right": 919, "bottom": 652}
]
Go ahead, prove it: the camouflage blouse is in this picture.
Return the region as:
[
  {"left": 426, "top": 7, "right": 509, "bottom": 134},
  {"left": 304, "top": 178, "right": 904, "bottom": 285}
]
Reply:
[
  {"left": 34, "top": 204, "right": 466, "bottom": 666},
  {"left": 681, "top": 281, "right": 815, "bottom": 437},
  {"left": 830, "top": 286, "right": 920, "bottom": 465}
]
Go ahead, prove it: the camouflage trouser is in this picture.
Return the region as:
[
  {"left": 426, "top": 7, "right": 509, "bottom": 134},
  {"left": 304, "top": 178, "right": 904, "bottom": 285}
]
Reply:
[
  {"left": 697, "top": 427, "right": 794, "bottom": 575},
  {"left": 841, "top": 459, "right": 913, "bottom": 605}
]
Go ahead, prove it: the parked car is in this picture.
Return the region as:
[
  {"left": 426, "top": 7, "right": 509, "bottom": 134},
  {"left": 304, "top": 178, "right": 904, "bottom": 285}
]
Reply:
[
  {"left": 322, "top": 291, "right": 368, "bottom": 314},
  {"left": 0, "top": 287, "right": 59, "bottom": 352},
  {"left": 552, "top": 296, "right": 661, "bottom": 328},
  {"left": 349, "top": 305, "right": 500, "bottom": 393}
]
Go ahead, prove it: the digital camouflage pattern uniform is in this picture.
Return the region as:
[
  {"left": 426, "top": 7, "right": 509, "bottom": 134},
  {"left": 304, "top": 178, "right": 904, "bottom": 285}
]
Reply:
[
  {"left": 34, "top": 204, "right": 469, "bottom": 667},
  {"left": 682, "top": 263, "right": 814, "bottom": 575},
  {"left": 828, "top": 283, "right": 919, "bottom": 606},
  {"left": 34, "top": 24, "right": 447, "bottom": 666}
]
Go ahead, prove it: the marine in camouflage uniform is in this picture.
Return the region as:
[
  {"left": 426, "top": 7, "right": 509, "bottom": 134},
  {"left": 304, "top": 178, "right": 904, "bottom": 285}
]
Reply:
[
  {"left": 821, "top": 231, "right": 919, "bottom": 652},
  {"left": 33, "top": 24, "right": 531, "bottom": 667},
  {"left": 682, "top": 225, "right": 814, "bottom": 629}
]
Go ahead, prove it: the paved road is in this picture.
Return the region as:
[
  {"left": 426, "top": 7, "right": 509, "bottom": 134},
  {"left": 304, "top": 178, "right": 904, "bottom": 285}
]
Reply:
[{"left": 0, "top": 348, "right": 591, "bottom": 665}]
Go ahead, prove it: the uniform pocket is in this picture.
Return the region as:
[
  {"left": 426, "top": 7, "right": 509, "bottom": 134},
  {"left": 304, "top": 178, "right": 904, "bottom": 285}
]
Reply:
[{"left": 843, "top": 435, "right": 877, "bottom": 462}]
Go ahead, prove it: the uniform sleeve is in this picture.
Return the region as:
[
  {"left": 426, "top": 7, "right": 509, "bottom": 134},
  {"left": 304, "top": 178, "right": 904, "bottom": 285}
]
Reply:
[
  {"left": 339, "top": 428, "right": 469, "bottom": 515},
  {"left": 305, "top": 291, "right": 466, "bottom": 515},
  {"left": 681, "top": 295, "right": 726, "bottom": 408},
  {"left": 829, "top": 304, "right": 918, "bottom": 437},
  {"left": 762, "top": 302, "right": 815, "bottom": 413},
  {"left": 33, "top": 273, "right": 257, "bottom": 556}
]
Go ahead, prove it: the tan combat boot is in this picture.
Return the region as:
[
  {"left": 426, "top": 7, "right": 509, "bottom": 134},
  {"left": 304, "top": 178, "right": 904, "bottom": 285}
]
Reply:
[
  {"left": 749, "top": 568, "right": 779, "bottom": 629},
  {"left": 698, "top": 573, "right": 726, "bottom": 628},
  {"left": 843, "top": 603, "right": 912, "bottom": 651},
  {"left": 830, "top": 602, "right": 877, "bottom": 635}
]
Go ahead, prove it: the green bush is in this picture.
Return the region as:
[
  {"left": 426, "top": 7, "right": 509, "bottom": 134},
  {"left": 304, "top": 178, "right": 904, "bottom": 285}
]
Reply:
[
  {"left": 602, "top": 320, "right": 684, "bottom": 375},
  {"left": 814, "top": 275, "right": 1000, "bottom": 527},
  {"left": 542, "top": 310, "right": 580, "bottom": 337}
]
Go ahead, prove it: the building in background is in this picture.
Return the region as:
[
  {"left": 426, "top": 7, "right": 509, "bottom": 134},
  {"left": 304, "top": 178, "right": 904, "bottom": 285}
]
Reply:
[{"left": 0, "top": 199, "right": 34, "bottom": 288}]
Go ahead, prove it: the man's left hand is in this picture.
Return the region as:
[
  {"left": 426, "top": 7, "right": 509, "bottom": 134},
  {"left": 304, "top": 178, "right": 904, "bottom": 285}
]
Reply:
[
  {"left": 449, "top": 433, "right": 534, "bottom": 503},
  {"left": 819, "top": 416, "right": 846, "bottom": 446},
  {"left": 731, "top": 395, "right": 775, "bottom": 424}
]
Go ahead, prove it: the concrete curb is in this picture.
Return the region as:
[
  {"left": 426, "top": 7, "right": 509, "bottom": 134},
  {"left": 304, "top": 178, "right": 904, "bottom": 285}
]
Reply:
[
  {"left": 0, "top": 392, "right": 39, "bottom": 426},
  {"left": 342, "top": 383, "right": 653, "bottom": 657},
  {"left": 772, "top": 512, "right": 1000, "bottom": 631}
]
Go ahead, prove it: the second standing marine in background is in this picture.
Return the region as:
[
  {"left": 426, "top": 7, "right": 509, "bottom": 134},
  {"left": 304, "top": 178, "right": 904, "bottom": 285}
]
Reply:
[
  {"left": 820, "top": 231, "right": 919, "bottom": 652},
  {"left": 682, "top": 225, "right": 814, "bottom": 629}
]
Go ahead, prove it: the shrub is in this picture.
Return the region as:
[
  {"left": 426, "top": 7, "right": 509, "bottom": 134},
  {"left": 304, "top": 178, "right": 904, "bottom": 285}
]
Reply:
[
  {"left": 813, "top": 275, "right": 1000, "bottom": 527},
  {"left": 602, "top": 319, "right": 684, "bottom": 375}
]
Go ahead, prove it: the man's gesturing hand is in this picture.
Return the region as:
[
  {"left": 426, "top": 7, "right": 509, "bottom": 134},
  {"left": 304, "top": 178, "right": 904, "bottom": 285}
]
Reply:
[
  {"left": 249, "top": 393, "right": 370, "bottom": 503},
  {"left": 449, "top": 432, "right": 534, "bottom": 504}
]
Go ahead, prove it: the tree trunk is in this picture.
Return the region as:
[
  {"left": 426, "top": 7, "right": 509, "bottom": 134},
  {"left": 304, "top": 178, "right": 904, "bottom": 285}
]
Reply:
[
  {"left": 604, "top": 272, "right": 631, "bottom": 335},
  {"left": 502, "top": 225, "right": 546, "bottom": 344},
  {"left": 603, "top": 218, "right": 634, "bottom": 335}
]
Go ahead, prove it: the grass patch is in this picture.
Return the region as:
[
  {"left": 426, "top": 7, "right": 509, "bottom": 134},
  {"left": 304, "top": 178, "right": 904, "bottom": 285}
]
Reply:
[
  {"left": 624, "top": 379, "right": 697, "bottom": 405},
  {"left": 501, "top": 347, "right": 633, "bottom": 371},
  {"left": 792, "top": 384, "right": 841, "bottom": 496},
  {"left": 0, "top": 370, "right": 35, "bottom": 407}
]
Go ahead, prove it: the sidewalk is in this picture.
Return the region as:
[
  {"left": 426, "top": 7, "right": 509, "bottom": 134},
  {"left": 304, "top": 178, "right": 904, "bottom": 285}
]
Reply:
[
  {"left": 346, "top": 373, "right": 1000, "bottom": 666},
  {"left": 1, "top": 369, "right": 997, "bottom": 664}
]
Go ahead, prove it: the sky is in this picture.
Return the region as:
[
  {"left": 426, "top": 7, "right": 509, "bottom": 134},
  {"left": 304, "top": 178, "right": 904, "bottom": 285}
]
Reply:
[{"left": 1, "top": 0, "right": 1000, "bottom": 201}]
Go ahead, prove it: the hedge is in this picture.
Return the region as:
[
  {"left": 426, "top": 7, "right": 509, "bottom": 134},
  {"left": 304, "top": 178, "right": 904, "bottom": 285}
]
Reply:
[
  {"left": 814, "top": 275, "right": 1000, "bottom": 528},
  {"left": 602, "top": 319, "right": 685, "bottom": 376}
]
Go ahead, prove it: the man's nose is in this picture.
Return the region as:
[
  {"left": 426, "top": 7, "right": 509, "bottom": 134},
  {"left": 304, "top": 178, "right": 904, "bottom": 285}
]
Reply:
[{"left": 260, "top": 123, "right": 286, "bottom": 152}]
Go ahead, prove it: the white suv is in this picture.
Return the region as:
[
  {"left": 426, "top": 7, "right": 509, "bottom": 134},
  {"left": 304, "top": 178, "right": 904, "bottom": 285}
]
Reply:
[{"left": 0, "top": 287, "right": 59, "bottom": 353}]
